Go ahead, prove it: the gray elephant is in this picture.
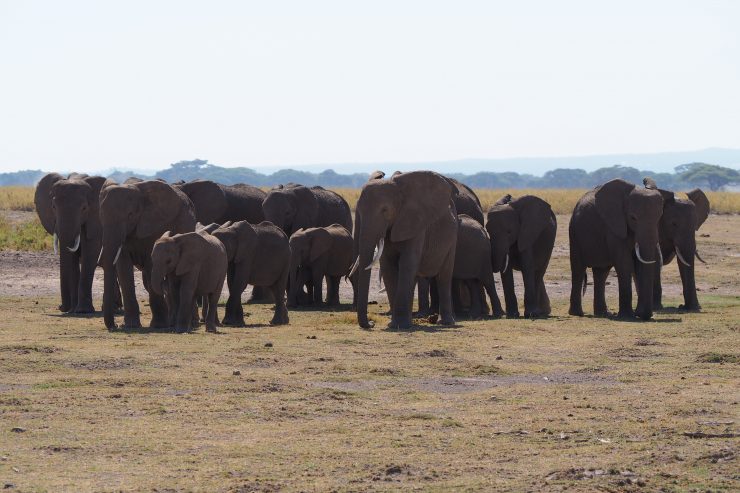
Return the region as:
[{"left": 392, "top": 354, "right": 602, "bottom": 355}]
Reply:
[
  {"left": 34, "top": 172, "right": 107, "bottom": 313},
  {"left": 288, "top": 224, "right": 355, "bottom": 307},
  {"left": 211, "top": 220, "right": 291, "bottom": 326},
  {"left": 262, "top": 184, "right": 352, "bottom": 236},
  {"left": 642, "top": 179, "right": 710, "bottom": 311},
  {"left": 151, "top": 231, "right": 227, "bottom": 333},
  {"left": 569, "top": 179, "right": 663, "bottom": 320},
  {"left": 98, "top": 180, "right": 197, "bottom": 329},
  {"left": 417, "top": 176, "right": 484, "bottom": 314},
  {"left": 452, "top": 214, "right": 504, "bottom": 318},
  {"left": 176, "top": 179, "right": 265, "bottom": 226},
  {"left": 351, "top": 170, "right": 458, "bottom": 329},
  {"left": 486, "top": 194, "right": 556, "bottom": 318}
]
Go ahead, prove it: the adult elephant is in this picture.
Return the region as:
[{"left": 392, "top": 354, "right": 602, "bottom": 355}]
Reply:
[
  {"left": 351, "top": 170, "right": 459, "bottom": 329},
  {"left": 486, "top": 194, "right": 556, "bottom": 318},
  {"left": 569, "top": 179, "right": 663, "bottom": 320},
  {"left": 34, "top": 172, "right": 107, "bottom": 313},
  {"left": 262, "top": 183, "right": 352, "bottom": 236},
  {"left": 642, "top": 179, "right": 709, "bottom": 311},
  {"left": 176, "top": 180, "right": 265, "bottom": 224},
  {"left": 98, "top": 180, "right": 196, "bottom": 329}
]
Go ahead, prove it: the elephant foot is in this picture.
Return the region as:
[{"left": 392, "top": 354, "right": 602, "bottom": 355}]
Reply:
[
  {"left": 149, "top": 317, "right": 170, "bottom": 329},
  {"left": 635, "top": 309, "right": 653, "bottom": 321},
  {"left": 359, "top": 321, "right": 375, "bottom": 330},
  {"left": 506, "top": 311, "right": 521, "bottom": 319},
  {"left": 524, "top": 310, "right": 547, "bottom": 319},
  {"left": 679, "top": 303, "right": 701, "bottom": 312},
  {"left": 223, "top": 317, "right": 246, "bottom": 327},
  {"left": 615, "top": 309, "right": 636, "bottom": 320},
  {"left": 594, "top": 309, "right": 612, "bottom": 318},
  {"left": 73, "top": 303, "right": 95, "bottom": 314},
  {"left": 438, "top": 316, "right": 455, "bottom": 326},
  {"left": 122, "top": 315, "right": 142, "bottom": 329},
  {"left": 654, "top": 302, "right": 664, "bottom": 311},
  {"left": 173, "top": 326, "right": 191, "bottom": 333},
  {"left": 58, "top": 303, "right": 72, "bottom": 313},
  {"left": 270, "top": 316, "right": 289, "bottom": 326}
]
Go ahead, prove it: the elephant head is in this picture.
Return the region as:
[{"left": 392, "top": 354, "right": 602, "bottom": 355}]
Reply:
[
  {"left": 352, "top": 171, "right": 458, "bottom": 328},
  {"left": 211, "top": 220, "right": 257, "bottom": 264},
  {"left": 595, "top": 179, "right": 663, "bottom": 264},
  {"left": 486, "top": 194, "right": 553, "bottom": 273},
  {"left": 652, "top": 184, "right": 709, "bottom": 267},
  {"left": 262, "top": 184, "right": 318, "bottom": 235},
  {"left": 150, "top": 232, "right": 204, "bottom": 296},
  {"left": 34, "top": 173, "right": 106, "bottom": 253},
  {"left": 288, "top": 227, "right": 333, "bottom": 301}
]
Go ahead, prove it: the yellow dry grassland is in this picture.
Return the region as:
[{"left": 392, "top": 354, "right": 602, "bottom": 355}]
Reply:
[{"left": 0, "top": 186, "right": 35, "bottom": 211}]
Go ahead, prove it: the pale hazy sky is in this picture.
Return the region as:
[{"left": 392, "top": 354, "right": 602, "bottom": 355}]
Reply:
[{"left": 1, "top": 0, "right": 739, "bottom": 173}]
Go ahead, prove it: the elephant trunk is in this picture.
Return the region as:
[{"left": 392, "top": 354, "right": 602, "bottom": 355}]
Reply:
[
  {"left": 355, "top": 233, "right": 383, "bottom": 329},
  {"left": 675, "top": 237, "right": 700, "bottom": 309},
  {"left": 100, "top": 227, "right": 125, "bottom": 329},
  {"left": 56, "top": 213, "right": 83, "bottom": 254},
  {"left": 150, "top": 263, "right": 167, "bottom": 297},
  {"left": 634, "top": 238, "right": 659, "bottom": 320},
  {"left": 287, "top": 253, "right": 302, "bottom": 306}
]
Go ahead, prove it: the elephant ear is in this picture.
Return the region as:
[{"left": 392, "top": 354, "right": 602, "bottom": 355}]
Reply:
[
  {"left": 135, "top": 180, "right": 185, "bottom": 239},
  {"left": 175, "top": 233, "right": 202, "bottom": 276},
  {"left": 594, "top": 179, "right": 634, "bottom": 239},
  {"left": 511, "top": 196, "right": 552, "bottom": 252},
  {"left": 290, "top": 186, "right": 319, "bottom": 231},
  {"left": 309, "top": 227, "right": 333, "bottom": 262},
  {"left": 34, "top": 173, "right": 65, "bottom": 234},
  {"left": 179, "top": 180, "right": 227, "bottom": 224},
  {"left": 235, "top": 221, "right": 258, "bottom": 264},
  {"left": 390, "top": 171, "right": 457, "bottom": 243},
  {"left": 83, "top": 176, "right": 107, "bottom": 240},
  {"left": 687, "top": 188, "right": 710, "bottom": 230}
]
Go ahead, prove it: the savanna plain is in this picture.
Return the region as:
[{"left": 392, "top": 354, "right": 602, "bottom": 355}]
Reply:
[{"left": 0, "top": 187, "right": 738, "bottom": 492}]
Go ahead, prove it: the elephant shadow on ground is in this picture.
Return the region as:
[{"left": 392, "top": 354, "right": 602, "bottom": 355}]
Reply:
[
  {"left": 289, "top": 303, "right": 356, "bottom": 313},
  {"left": 386, "top": 323, "right": 462, "bottom": 333}
]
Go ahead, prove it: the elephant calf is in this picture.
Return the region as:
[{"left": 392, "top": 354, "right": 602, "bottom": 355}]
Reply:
[
  {"left": 151, "top": 231, "right": 227, "bottom": 333},
  {"left": 212, "top": 221, "right": 291, "bottom": 326},
  {"left": 486, "top": 194, "right": 556, "bottom": 318},
  {"left": 288, "top": 224, "right": 355, "bottom": 307}
]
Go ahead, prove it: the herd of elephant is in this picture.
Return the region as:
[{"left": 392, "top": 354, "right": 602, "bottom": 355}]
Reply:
[{"left": 34, "top": 170, "right": 709, "bottom": 332}]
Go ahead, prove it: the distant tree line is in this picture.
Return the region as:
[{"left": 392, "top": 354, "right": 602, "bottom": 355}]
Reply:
[{"left": 1, "top": 160, "right": 738, "bottom": 191}]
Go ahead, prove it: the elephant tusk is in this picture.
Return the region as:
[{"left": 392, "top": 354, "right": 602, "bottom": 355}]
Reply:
[
  {"left": 97, "top": 248, "right": 103, "bottom": 265},
  {"left": 675, "top": 247, "right": 691, "bottom": 267},
  {"left": 67, "top": 234, "right": 80, "bottom": 253},
  {"left": 695, "top": 250, "right": 707, "bottom": 264},
  {"left": 53, "top": 232, "right": 59, "bottom": 255},
  {"left": 347, "top": 257, "right": 360, "bottom": 280},
  {"left": 112, "top": 246, "right": 122, "bottom": 265},
  {"left": 656, "top": 243, "right": 663, "bottom": 266},
  {"left": 364, "top": 238, "right": 384, "bottom": 271},
  {"left": 502, "top": 253, "right": 509, "bottom": 273},
  {"left": 635, "top": 243, "right": 655, "bottom": 265}
]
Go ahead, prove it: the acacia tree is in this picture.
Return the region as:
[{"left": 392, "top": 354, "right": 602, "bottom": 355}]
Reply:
[{"left": 677, "top": 163, "right": 739, "bottom": 191}]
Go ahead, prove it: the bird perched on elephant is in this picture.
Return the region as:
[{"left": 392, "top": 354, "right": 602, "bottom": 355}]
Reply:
[
  {"left": 150, "top": 230, "right": 227, "bottom": 333},
  {"left": 350, "top": 170, "right": 459, "bottom": 329},
  {"left": 452, "top": 214, "right": 504, "bottom": 319},
  {"left": 98, "top": 180, "right": 196, "bottom": 329},
  {"left": 288, "top": 224, "right": 355, "bottom": 307},
  {"left": 34, "top": 172, "right": 108, "bottom": 313},
  {"left": 486, "top": 194, "right": 556, "bottom": 318},
  {"left": 262, "top": 183, "right": 352, "bottom": 236},
  {"left": 569, "top": 179, "right": 663, "bottom": 320},
  {"left": 211, "top": 220, "right": 291, "bottom": 326},
  {"left": 642, "top": 178, "right": 710, "bottom": 311}
]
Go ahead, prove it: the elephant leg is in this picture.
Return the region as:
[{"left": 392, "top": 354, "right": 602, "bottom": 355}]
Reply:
[
  {"left": 520, "top": 249, "right": 542, "bottom": 318},
  {"left": 112, "top": 274, "right": 123, "bottom": 312},
  {"left": 652, "top": 262, "right": 663, "bottom": 310},
  {"left": 478, "top": 281, "right": 490, "bottom": 316},
  {"left": 175, "top": 280, "right": 195, "bottom": 332},
  {"left": 416, "top": 277, "right": 430, "bottom": 316},
  {"left": 568, "top": 254, "right": 585, "bottom": 317},
  {"left": 379, "top": 255, "right": 397, "bottom": 316},
  {"left": 328, "top": 275, "right": 341, "bottom": 305},
  {"left": 167, "top": 278, "right": 178, "bottom": 328},
  {"left": 143, "top": 266, "right": 169, "bottom": 328},
  {"left": 435, "top": 249, "right": 456, "bottom": 326},
  {"left": 248, "top": 285, "right": 274, "bottom": 304},
  {"left": 74, "top": 243, "right": 96, "bottom": 313},
  {"left": 116, "top": 252, "right": 141, "bottom": 328},
  {"left": 430, "top": 277, "right": 440, "bottom": 314},
  {"left": 205, "top": 292, "right": 220, "bottom": 332},
  {"left": 536, "top": 273, "right": 551, "bottom": 316},
  {"left": 225, "top": 274, "right": 249, "bottom": 327},
  {"left": 467, "top": 280, "right": 483, "bottom": 319},
  {"left": 270, "top": 265, "right": 290, "bottom": 325},
  {"left": 501, "top": 267, "right": 519, "bottom": 318},
  {"left": 452, "top": 278, "right": 465, "bottom": 316},
  {"left": 678, "top": 261, "right": 700, "bottom": 311},
  {"left": 390, "top": 252, "right": 419, "bottom": 329},
  {"left": 614, "top": 262, "right": 635, "bottom": 319},
  {"left": 592, "top": 267, "right": 610, "bottom": 317},
  {"left": 311, "top": 269, "right": 324, "bottom": 305},
  {"left": 482, "top": 273, "right": 504, "bottom": 318}
]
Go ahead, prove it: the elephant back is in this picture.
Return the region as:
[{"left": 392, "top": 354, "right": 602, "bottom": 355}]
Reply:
[
  {"left": 224, "top": 184, "right": 266, "bottom": 224},
  {"left": 450, "top": 179, "right": 484, "bottom": 225},
  {"left": 310, "top": 186, "right": 353, "bottom": 232}
]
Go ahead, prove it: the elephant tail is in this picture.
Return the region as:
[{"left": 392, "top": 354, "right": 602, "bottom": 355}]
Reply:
[{"left": 582, "top": 271, "right": 588, "bottom": 296}]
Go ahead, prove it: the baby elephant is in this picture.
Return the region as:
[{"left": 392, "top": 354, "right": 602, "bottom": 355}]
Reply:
[
  {"left": 486, "top": 194, "right": 556, "bottom": 318},
  {"left": 151, "top": 231, "right": 227, "bottom": 333},
  {"left": 288, "top": 224, "right": 355, "bottom": 307},
  {"left": 212, "top": 220, "right": 290, "bottom": 326}
]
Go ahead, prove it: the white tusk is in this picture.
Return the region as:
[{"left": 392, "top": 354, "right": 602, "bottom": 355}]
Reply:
[
  {"left": 695, "top": 250, "right": 706, "bottom": 264},
  {"left": 656, "top": 243, "right": 663, "bottom": 266},
  {"left": 97, "top": 248, "right": 103, "bottom": 265},
  {"left": 365, "top": 237, "right": 384, "bottom": 271},
  {"left": 112, "top": 246, "right": 122, "bottom": 265},
  {"left": 635, "top": 244, "right": 655, "bottom": 265},
  {"left": 53, "top": 233, "right": 59, "bottom": 255},
  {"left": 675, "top": 247, "right": 691, "bottom": 267},
  {"left": 347, "top": 257, "right": 360, "bottom": 279},
  {"left": 67, "top": 234, "right": 80, "bottom": 253},
  {"left": 502, "top": 253, "right": 509, "bottom": 273}
]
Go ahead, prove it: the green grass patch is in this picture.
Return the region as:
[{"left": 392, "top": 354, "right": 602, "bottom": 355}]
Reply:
[{"left": 0, "top": 216, "right": 51, "bottom": 251}]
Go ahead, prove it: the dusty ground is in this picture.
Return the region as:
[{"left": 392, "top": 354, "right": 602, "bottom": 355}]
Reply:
[{"left": 0, "top": 214, "right": 738, "bottom": 492}]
